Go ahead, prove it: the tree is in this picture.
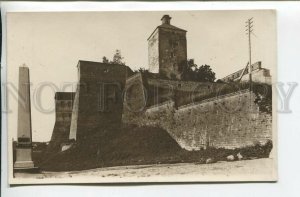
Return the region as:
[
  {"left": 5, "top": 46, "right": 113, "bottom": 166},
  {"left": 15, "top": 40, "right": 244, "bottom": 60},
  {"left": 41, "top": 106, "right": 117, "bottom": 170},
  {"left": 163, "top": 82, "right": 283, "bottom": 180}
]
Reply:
[
  {"left": 102, "top": 56, "right": 109, "bottom": 63},
  {"left": 136, "top": 67, "right": 152, "bottom": 77},
  {"left": 112, "top": 49, "right": 125, "bottom": 65},
  {"left": 182, "top": 59, "right": 216, "bottom": 82}
]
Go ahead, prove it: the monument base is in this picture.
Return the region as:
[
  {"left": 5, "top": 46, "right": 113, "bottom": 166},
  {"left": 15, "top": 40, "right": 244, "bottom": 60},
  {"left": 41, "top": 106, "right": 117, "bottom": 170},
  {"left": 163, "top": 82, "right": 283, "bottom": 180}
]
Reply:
[
  {"left": 14, "top": 146, "right": 39, "bottom": 173},
  {"left": 14, "top": 160, "right": 34, "bottom": 169},
  {"left": 14, "top": 166, "right": 40, "bottom": 173},
  {"left": 14, "top": 161, "right": 40, "bottom": 173}
]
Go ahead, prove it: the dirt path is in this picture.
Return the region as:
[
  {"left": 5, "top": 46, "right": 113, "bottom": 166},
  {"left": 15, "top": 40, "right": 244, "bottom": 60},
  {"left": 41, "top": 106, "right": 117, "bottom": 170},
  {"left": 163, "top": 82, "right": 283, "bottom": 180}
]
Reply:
[{"left": 13, "top": 158, "right": 276, "bottom": 184}]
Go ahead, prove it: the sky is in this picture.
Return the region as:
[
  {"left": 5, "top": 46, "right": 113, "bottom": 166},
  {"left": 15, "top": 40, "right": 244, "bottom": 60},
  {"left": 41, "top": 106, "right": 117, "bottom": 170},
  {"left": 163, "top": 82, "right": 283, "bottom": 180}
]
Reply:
[{"left": 6, "top": 10, "right": 276, "bottom": 141}]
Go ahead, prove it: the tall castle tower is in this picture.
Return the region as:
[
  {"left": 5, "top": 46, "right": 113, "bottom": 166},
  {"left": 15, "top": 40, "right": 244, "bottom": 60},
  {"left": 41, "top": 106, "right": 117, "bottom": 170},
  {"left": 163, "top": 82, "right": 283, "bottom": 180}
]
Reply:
[{"left": 147, "top": 15, "right": 187, "bottom": 80}]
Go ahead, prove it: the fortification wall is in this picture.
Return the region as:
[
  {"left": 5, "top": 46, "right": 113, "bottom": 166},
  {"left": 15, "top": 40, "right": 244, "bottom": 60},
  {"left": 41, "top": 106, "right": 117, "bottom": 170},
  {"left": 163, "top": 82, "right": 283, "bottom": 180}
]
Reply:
[
  {"left": 221, "top": 61, "right": 272, "bottom": 84},
  {"left": 122, "top": 73, "right": 148, "bottom": 124},
  {"left": 49, "top": 92, "right": 75, "bottom": 150},
  {"left": 144, "top": 78, "right": 226, "bottom": 107},
  {"left": 123, "top": 90, "right": 272, "bottom": 150},
  {"left": 70, "top": 61, "right": 133, "bottom": 140},
  {"left": 240, "top": 69, "right": 272, "bottom": 84},
  {"left": 147, "top": 78, "right": 213, "bottom": 92}
]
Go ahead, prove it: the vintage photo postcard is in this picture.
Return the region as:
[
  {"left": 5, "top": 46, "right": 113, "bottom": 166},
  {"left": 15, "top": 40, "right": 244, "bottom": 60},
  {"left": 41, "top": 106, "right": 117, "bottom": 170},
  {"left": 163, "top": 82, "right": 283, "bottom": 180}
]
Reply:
[{"left": 5, "top": 10, "right": 277, "bottom": 184}]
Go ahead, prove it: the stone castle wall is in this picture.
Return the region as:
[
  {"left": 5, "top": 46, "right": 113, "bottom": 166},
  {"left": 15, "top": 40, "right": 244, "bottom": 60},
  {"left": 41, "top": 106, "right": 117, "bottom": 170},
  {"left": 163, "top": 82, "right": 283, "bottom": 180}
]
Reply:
[
  {"left": 158, "top": 28, "right": 187, "bottom": 79},
  {"left": 49, "top": 92, "right": 75, "bottom": 149},
  {"left": 146, "top": 78, "right": 227, "bottom": 107},
  {"left": 123, "top": 90, "right": 272, "bottom": 150},
  {"left": 123, "top": 73, "right": 147, "bottom": 115},
  {"left": 148, "top": 30, "right": 159, "bottom": 73},
  {"left": 240, "top": 68, "right": 272, "bottom": 84},
  {"left": 221, "top": 61, "right": 272, "bottom": 84},
  {"left": 69, "top": 61, "right": 133, "bottom": 140}
]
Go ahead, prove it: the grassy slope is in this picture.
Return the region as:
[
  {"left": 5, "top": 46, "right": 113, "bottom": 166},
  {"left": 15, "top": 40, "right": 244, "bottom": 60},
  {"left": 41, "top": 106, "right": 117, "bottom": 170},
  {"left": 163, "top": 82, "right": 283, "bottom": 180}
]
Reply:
[
  {"left": 35, "top": 124, "right": 272, "bottom": 172},
  {"left": 38, "top": 125, "right": 185, "bottom": 171}
]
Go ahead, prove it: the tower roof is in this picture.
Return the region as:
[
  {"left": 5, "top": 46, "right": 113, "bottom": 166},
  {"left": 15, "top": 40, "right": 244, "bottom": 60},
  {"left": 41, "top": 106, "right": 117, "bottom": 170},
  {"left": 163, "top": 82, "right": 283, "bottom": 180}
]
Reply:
[
  {"left": 161, "top": 15, "right": 172, "bottom": 25},
  {"left": 147, "top": 15, "right": 187, "bottom": 41}
]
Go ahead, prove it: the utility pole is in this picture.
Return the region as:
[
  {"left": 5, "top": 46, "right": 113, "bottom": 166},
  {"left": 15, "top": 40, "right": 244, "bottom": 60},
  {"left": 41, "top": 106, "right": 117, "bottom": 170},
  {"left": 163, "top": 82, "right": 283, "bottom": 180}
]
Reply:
[
  {"left": 246, "top": 17, "right": 253, "bottom": 91},
  {"left": 245, "top": 17, "right": 254, "bottom": 113}
]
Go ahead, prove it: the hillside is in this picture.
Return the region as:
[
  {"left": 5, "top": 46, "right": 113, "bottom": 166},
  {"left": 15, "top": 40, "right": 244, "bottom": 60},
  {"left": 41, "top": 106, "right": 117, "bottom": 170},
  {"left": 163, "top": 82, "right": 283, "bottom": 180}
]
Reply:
[
  {"left": 34, "top": 124, "right": 272, "bottom": 172},
  {"left": 38, "top": 125, "right": 186, "bottom": 171}
]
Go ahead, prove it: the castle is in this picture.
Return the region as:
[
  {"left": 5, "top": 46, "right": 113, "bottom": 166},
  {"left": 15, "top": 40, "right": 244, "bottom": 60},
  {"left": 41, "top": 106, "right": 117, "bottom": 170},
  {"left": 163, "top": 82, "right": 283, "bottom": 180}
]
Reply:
[
  {"left": 48, "top": 92, "right": 75, "bottom": 151},
  {"left": 221, "top": 61, "right": 271, "bottom": 84},
  {"left": 148, "top": 15, "right": 187, "bottom": 79},
  {"left": 49, "top": 15, "right": 272, "bottom": 152}
]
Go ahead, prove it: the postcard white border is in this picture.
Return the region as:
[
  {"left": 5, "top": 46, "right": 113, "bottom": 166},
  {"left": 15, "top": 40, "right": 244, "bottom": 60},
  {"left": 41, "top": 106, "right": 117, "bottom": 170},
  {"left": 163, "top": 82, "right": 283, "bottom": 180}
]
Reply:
[{"left": 1, "top": 1, "right": 300, "bottom": 197}]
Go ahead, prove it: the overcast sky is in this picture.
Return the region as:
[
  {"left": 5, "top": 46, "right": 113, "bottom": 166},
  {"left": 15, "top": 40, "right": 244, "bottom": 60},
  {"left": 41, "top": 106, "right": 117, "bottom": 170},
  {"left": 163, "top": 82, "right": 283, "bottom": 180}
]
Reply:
[{"left": 7, "top": 10, "right": 276, "bottom": 141}]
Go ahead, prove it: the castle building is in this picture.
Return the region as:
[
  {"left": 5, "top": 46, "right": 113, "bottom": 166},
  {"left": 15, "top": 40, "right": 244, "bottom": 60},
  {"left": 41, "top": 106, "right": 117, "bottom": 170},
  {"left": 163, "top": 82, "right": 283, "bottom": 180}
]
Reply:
[
  {"left": 68, "top": 61, "right": 133, "bottom": 141},
  {"left": 49, "top": 92, "right": 75, "bottom": 151},
  {"left": 49, "top": 15, "right": 272, "bottom": 152},
  {"left": 221, "top": 61, "right": 271, "bottom": 84},
  {"left": 148, "top": 15, "right": 187, "bottom": 80}
]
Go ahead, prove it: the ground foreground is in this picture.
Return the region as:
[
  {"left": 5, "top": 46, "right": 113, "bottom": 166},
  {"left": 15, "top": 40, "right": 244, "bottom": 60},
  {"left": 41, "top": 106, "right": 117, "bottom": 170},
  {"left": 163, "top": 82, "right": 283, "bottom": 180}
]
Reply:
[{"left": 13, "top": 158, "right": 276, "bottom": 184}]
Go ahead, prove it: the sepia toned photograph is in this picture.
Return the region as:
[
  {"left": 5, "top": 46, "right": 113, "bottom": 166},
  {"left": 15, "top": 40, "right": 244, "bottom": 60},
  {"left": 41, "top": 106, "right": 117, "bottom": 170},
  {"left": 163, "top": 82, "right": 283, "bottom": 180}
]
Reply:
[{"left": 6, "top": 10, "right": 277, "bottom": 184}]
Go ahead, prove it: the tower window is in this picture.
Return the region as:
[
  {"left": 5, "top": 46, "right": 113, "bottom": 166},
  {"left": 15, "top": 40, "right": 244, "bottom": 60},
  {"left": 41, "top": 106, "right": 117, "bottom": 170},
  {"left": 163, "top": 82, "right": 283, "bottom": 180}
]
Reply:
[{"left": 169, "top": 40, "right": 179, "bottom": 48}]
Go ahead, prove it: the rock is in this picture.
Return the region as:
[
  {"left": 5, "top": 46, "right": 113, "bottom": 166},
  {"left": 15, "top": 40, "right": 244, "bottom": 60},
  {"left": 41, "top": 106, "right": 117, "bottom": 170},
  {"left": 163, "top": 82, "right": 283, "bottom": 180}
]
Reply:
[
  {"left": 226, "top": 155, "right": 235, "bottom": 161},
  {"left": 195, "top": 158, "right": 206, "bottom": 165},
  {"left": 237, "top": 152, "right": 243, "bottom": 160},
  {"left": 61, "top": 144, "right": 72, "bottom": 152},
  {"left": 206, "top": 158, "right": 214, "bottom": 164}
]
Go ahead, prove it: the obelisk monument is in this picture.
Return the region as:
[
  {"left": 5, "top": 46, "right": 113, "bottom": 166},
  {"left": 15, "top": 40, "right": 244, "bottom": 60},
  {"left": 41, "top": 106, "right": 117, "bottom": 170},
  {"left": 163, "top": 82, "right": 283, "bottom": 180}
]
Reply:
[{"left": 14, "top": 66, "right": 35, "bottom": 169}]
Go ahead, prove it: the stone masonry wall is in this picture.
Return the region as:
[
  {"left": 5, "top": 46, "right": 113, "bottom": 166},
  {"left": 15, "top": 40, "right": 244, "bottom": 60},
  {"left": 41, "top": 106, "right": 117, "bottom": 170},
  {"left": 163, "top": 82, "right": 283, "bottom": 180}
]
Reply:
[
  {"left": 70, "top": 60, "right": 133, "bottom": 141},
  {"left": 122, "top": 73, "right": 147, "bottom": 121},
  {"left": 159, "top": 28, "right": 187, "bottom": 80},
  {"left": 49, "top": 92, "right": 75, "bottom": 149},
  {"left": 123, "top": 90, "right": 272, "bottom": 150},
  {"left": 146, "top": 78, "right": 226, "bottom": 107},
  {"left": 148, "top": 30, "right": 159, "bottom": 73}
]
